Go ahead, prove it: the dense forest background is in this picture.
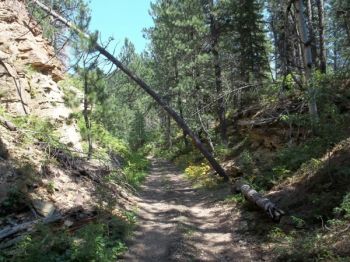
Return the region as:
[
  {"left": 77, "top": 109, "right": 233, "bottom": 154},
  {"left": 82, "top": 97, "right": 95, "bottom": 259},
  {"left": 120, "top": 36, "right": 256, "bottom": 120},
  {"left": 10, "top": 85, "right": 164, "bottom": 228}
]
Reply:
[
  {"left": 30, "top": 0, "right": 350, "bottom": 156},
  {"left": 1, "top": 0, "right": 350, "bottom": 260}
]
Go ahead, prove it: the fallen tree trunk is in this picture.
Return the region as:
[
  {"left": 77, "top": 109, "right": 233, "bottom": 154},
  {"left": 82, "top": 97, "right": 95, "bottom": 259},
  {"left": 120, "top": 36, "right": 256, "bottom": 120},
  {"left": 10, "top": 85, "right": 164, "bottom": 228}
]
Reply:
[
  {"left": 233, "top": 180, "right": 285, "bottom": 222},
  {"left": 31, "top": 0, "right": 228, "bottom": 181},
  {"left": 0, "top": 214, "right": 62, "bottom": 241}
]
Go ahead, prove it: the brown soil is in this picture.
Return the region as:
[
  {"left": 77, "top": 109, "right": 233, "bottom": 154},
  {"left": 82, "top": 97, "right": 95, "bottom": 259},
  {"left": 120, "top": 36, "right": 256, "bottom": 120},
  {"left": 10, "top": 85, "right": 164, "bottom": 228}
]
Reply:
[{"left": 121, "top": 159, "right": 262, "bottom": 262}]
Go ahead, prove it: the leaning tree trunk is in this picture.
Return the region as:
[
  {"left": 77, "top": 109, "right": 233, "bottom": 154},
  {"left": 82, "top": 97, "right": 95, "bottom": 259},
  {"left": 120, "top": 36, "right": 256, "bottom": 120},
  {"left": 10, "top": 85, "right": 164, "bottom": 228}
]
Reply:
[
  {"left": 30, "top": 0, "right": 290, "bottom": 222},
  {"left": 31, "top": 0, "right": 229, "bottom": 181}
]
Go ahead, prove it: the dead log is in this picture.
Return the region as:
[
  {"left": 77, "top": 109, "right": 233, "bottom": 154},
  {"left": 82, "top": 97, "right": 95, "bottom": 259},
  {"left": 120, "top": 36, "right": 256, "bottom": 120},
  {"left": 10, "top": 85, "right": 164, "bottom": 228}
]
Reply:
[
  {"left": 0, "top": 214, "right": 62, "bottom": 241},
  {"left": 237, "top": 117, "right": 278, "bottom": 127},
  {"left": 233, "top": 180, "right": 285, "bottom": 222},
  {"left": 0, "top": 116, "right": 17, "bottom": 131}
]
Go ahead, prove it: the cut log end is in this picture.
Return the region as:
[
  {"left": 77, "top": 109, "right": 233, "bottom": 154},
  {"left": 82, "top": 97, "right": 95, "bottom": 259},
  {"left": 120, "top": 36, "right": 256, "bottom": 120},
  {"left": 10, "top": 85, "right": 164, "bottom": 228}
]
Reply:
[{"left": 232, "top": 180, "right": 285, "bottom": 222}]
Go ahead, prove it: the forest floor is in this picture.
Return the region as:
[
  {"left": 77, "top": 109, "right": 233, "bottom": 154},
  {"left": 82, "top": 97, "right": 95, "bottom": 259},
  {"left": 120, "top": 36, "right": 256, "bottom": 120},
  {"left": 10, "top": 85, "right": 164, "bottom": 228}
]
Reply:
[{"left": 121, "top": 158, "right": 263, "bottom": 262}]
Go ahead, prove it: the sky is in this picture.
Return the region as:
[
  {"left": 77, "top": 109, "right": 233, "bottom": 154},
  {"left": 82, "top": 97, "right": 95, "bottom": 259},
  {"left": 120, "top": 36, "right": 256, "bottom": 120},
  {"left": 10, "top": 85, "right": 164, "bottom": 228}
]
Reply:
[{"left": 89, "top": 0, "right": 154, "bottom": 54}]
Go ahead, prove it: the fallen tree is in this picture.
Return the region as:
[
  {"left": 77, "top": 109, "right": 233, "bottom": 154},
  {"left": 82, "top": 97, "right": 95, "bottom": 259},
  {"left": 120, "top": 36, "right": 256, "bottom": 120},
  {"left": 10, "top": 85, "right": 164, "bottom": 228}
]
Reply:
[
  {"left": 30, "top": 0, "right": 286, "bottom": 221},
  {"left": 30, "top": 0, "right": 228, "bottom": 181},
  {"left": 233, "top": 180, "right": 285, "bottom": 222},
  {"left": 0, "top": 214, "right": 62, "bottom": 242}
]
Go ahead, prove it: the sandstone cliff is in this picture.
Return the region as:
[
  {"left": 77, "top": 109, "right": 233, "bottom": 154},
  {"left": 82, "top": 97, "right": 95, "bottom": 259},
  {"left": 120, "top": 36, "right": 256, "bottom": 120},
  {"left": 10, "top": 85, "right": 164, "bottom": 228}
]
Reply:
[
  {"left": 0, "top": 0, "right": 132, "bottom": 242},
  {"left": 0, "top": 0, "right": 81, "bottom": 148}
]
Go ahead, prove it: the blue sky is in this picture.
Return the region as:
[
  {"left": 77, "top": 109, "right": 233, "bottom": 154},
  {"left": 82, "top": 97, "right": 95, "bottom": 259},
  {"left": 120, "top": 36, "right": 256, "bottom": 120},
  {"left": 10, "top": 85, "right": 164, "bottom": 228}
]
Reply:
[{"left": 89, "top": 0, "right": 154, "bottom": 54}]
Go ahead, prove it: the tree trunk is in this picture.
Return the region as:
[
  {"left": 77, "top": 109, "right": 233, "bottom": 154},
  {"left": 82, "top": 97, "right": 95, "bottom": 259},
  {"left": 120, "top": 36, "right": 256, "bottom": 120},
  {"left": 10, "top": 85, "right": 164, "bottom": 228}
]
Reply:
[
  {"left": 294, "top": 0, "right": 319, "bottom": 122},
  {"left": 213, "top": 48, "right": 227, "bottom": 145},
  {"left": 165, "top": 114, "right": 172, "bottom": 149},
  {"left": 333, "top": 22, "right": 338, "bottom": 72},
  {"left": 295, "top": 0, "right": 313, "bottom": 75},
  {"left": 31, "top": 0, "right": 229, "bottom": 181},
  {"left": 317, "top": 0, "right": 326, "bottom": 73},
  {"left": 233, "top": 180, "right": 285, "bottom": 222},
  {"left": 306, "top": 0, "right": 317, "bottom": 67},
  {"left": 208, "top": 0, "right": 227, "bottom": 145},
  {"left": 197, "top": 106, "right": 215, "bottom": 153},
  {"left": 83, "top": 69, "right": 93, "bottom": 159},
  {"left": 0, "top": 214, "right": 62, "bottom": 241},
  {"left": 175, "top": 60, "right": 188, "bottom": 146}
]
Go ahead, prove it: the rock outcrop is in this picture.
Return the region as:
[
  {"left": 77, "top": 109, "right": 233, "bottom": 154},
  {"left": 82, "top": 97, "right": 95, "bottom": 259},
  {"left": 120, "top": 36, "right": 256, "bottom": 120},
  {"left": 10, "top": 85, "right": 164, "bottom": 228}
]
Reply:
[{"left": 0, "top": 0, "right": 81, "bottom": 149}]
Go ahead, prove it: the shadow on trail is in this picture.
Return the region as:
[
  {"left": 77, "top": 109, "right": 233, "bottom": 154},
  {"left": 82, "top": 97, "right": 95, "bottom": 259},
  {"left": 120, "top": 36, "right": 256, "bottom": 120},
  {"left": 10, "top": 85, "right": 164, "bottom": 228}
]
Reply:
[{"left": 121, "top": 159, "right": 255, "bottom": 262}]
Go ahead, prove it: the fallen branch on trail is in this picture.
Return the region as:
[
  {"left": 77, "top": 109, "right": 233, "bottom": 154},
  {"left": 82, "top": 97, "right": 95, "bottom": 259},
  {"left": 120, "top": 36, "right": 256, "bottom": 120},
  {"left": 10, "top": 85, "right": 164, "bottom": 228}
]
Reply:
[
  {"left": 233, "top": 180, "right": 285, "bottom": 222},
  {"left": 31, "top": 0, "right": 229, "bottom": 182}
]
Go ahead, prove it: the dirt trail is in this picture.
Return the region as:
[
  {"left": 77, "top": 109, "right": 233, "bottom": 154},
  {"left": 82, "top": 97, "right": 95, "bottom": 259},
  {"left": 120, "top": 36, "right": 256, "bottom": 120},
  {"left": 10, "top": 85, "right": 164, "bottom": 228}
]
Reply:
[{"left": 122, "top": 159, "right": 261, "bottom": 261}]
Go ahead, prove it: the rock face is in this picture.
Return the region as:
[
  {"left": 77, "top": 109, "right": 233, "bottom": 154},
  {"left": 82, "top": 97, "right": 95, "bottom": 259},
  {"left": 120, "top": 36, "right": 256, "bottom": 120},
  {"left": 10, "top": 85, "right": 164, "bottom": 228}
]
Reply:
[{"left": 0, "top": 0, "right": 82, "bottom": 150}]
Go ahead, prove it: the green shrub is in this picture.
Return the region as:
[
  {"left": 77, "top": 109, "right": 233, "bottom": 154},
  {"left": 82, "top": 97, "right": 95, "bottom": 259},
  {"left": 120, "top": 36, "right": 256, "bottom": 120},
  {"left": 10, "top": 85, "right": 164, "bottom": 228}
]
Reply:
[
  {"left": 185, "top": 162, "right": 221, "bottom": 188},
  {"left": 0, "top": 187, "right": 25, "bottom": 216},
  {"left": 124, "top": 153, "right": 149, "bottom": 188},
  {"left": 224, "top": 194, "right": 244, "bottom": 204},
  {"left": 238, "top": 149, "right": 254, "bottom": 173},
  {"left": 77, "top": 117, "right": 129, "bottom": 158},
  {"left": 58, "top": 76, "right": 83, "bottom": 109},
  {"left": 12, "top": 115, "right": 61, "bottom": 147},
  {"left": 334, "top": 193, "right": 350, "bottom": 219},
  {"left": 71, "top": 223, "right": 127, "bottom": 261},
  {"left": 11, "top": 218, "right": 130, "bottom": 262}
]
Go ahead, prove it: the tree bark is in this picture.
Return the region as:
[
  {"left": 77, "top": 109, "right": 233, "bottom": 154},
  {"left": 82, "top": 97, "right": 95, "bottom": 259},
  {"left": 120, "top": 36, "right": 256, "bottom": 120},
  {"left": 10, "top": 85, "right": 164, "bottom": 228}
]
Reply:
[
  {"left": 174, "top": 60, "right": 188, "bottom": 146},
  {"left": 83, "top": 68, "right": 93, "bottom": 159},
  {"left": 233, "top": 180, "right": 285, "bottom": 222},
  {"left": 306, "top": 0, "right": 317, "bottom": 67},
  {"left": 31, "top": 0, "right": 229, "bottom": 181},
  {"left": 165, "top": 114, "right": 172, "bottom": 149},
  {"left": 295, "top": 0, "right": 313, "bottom": 75},
  {"left": 294, "top": 0, "right": 319, "bottom": 122},
  {"left": 0, "top": 214, "right": 62, "bottom": 241},
  {"left": 317, "top": 0, "right": 326, "bottom": 73}
]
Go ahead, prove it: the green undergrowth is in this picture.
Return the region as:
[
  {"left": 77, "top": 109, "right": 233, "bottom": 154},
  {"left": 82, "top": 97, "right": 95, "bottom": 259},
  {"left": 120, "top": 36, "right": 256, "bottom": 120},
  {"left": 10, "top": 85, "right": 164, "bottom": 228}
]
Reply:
[
  {"left": 0, "top": 107, "right": 147, "bottom": 260},
  {"left": 150, "top": 141, "right": 199, "bottom": 168},
  {"left": 123, "top": 153, "right": 149, "bottom": 188},
  {"left": 12, "top": 115, "right": 63, "bottom": 147},
  {"left": 149, "top": 139, "right": 225, "bottom": 188},
  {"left": 59, "top": 76, "right": 83, "bottom": 109},
  {"left": 223, "top": 189, "right": 350, "bottom": 260},
  {"left": 1, "top": 106, "right": 149, "bottom": 189},
  {"left": 0, "top": 107, "right": 67, "bottom": 151},
  {"left": 1, "top": 213, "right": 135, "bottom": 262},
  {"left": 184, "top": 162, "right": 223, "bottom": 189},
  {"left": 77, "top": 115, "right": 149, "bottom": 188}
]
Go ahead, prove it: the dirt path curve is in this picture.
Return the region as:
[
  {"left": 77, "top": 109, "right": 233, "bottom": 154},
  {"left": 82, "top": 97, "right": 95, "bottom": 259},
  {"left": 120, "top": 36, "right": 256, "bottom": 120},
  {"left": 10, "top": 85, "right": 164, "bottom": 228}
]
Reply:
[{"left": 121, "top": 159, "right": 260, "bottom": 261}]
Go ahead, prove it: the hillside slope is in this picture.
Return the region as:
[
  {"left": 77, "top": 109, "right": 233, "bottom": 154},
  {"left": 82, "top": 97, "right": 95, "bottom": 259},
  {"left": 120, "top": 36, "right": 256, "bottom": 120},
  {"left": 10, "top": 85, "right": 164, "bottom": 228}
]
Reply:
[{"left": 0, "top": 1, "right": 137, "bottom": 260}]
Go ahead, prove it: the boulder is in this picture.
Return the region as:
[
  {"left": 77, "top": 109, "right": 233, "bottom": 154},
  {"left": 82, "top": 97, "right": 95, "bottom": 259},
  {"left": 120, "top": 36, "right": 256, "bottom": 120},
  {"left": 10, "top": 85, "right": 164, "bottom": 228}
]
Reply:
[{"left": 31, "top": 198, "right": 55, "bottom": 217}]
